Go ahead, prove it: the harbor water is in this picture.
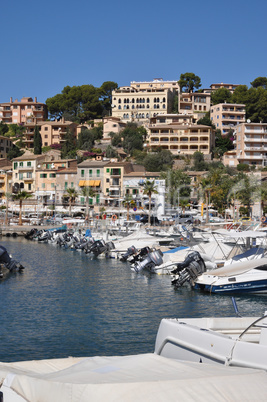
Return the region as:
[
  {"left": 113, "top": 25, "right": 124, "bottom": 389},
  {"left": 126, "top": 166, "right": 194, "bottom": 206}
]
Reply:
[{"left": 1, "top": 237, "right": 266, "bottom": 363}]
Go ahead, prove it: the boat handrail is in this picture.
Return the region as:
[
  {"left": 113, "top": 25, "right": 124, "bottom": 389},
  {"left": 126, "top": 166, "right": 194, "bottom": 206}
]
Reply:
[{"left": 238, "top": 314, "right": 267, "bottom": 341}]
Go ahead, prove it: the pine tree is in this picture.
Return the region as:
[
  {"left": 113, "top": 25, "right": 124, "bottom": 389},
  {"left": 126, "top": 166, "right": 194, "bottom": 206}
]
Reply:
[{"left": 33, "top": 125, "right": 42, "bottom": 154}]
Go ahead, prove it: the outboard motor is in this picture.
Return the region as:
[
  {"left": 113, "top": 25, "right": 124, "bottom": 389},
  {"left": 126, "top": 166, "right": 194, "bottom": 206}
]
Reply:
[
  {"left": 171, "top": 251, "right": 206, "bottom": 288},
  {"left": 0, "top": 245, "right": 24, "bottom": 275},
  {"left": 129, "top": 246, "right": 151, "bottom": 264},
  {"left": 25, "top": 228, "right": 38, "bottom": 240},
  {"left": 134, "top": 249, "right": 164, "bottom": 273},
  {"left": 85, "top": 239, "right": 107, "bottom": 257},
  {"left": 120, "top": 246, "right": 137, "bottom": 262}
]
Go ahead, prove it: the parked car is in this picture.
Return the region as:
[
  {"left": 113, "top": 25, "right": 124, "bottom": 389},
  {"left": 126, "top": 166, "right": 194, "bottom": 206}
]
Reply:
[
  {"left": 177, "top": 214, "right": 194, "bottom": 224},
  {"left": 140, "top": 215, "right": 160, "bottom": 225}
]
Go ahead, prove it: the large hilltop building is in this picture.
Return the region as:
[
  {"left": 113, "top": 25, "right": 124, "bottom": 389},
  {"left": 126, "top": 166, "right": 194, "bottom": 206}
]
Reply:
[
  {"left": 111, "top": 79, "right": 179, "bottom": 124},
  {"left": 210, "top": 103, "right": 246, "bottom": 134},
  {"left": 0, "top": 97, "right": 48, "bottom": 125}
]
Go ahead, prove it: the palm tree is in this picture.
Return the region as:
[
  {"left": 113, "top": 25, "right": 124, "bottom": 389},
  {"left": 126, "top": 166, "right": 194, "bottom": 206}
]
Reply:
[
  {"left": 66, "top": 188, "right": 78, "bottom": 216},
  {"left": 200, "top": 177, "right": 212, "bottom": 224},
  {"left": 123, "top": 194, "right": 136, "bottom": 221},
  {"left": 143, "top": 180, "right": 158, "bottom": 225},
  {"left": 80, "top": 186, "right": 95, "bottom": 220},
  {"left": 13, "top": 191, "right": 32, "bottom": 225}
]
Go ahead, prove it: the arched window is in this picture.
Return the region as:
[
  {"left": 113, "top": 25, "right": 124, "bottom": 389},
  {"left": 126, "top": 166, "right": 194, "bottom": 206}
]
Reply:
[
  {"left": 146, "top": 113, "right": 149, "bottom": 118},
  {"left": 142, "top": 98, "right": 145, "bottom": 103},
  {"left": 157, "top": 98, "right": 160, "bottom": 103},
  {"left": 132, "top": 105, "right": 135, "bottom": 109},
  {"left": 142, "top": 113, "right": 145, "bottom": 118},
  {"left": 162, "top": 97, "right": 166, "bottom": 102},
  {"left": 132, "top": 99, "right": 135, "bottom": 103},
  {"left": 124, "top": 99, "right": 126, "bottom": 103},
  {"left": 154, "top": 98, "right": 157, "bottom": 102},
  {"left": 126, "top": 114, "right": 129, "bottom": 118},
  {"left": 154, "top": 105, "right": 157, "bottom": 109},
  {"left": 163, "top": 104, "right": 166, "bottom": 109},
  {"left": 118, "top": 99, "right": 121, "bottom": 104},
  {"left": 124, "top": 105, "right": 127, "bottom": 109},
  {"left": 127, "top": 98, "right": 129, "bottom": 103},
  {"left": 147, "top": 98, "right": 150, "bottom": 103},
  {"left": 136, "top": 98, "right": 139, "bottom": 103},
  {"left": 118, "top": 105, "right": 121, "bottom": 110}
]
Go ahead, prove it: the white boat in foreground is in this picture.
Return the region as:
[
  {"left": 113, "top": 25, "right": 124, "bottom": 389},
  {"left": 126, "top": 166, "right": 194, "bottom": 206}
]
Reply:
[
  {"left": 1, "top": 346, "right": 267, "bottom": 401},
  {"left": 155, "top": 313, "right": 267, "bottom": 370}
]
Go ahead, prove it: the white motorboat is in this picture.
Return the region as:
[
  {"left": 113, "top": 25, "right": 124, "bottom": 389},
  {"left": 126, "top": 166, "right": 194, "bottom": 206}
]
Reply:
[
  {"left": 2, "top": 316, "right": 267, "bottom": 401},
  {"left": 194, "top": 257, "right": 267, "bottom": 294},
  {"left": 155, "top": 312, "right": 267, "bottom": 371}
]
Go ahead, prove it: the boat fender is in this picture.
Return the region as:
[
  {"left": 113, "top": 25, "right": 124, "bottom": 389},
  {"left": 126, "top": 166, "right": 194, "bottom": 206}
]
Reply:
[
  {"left": 261, "top": 216, "right": 266, "bottom": 222},
  {"left": 112, "top": 215, "right": 117, "bottom": 221}
]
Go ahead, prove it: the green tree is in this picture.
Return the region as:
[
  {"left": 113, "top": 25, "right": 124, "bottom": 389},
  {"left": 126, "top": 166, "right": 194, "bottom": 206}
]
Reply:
[
  {"left": 211, "top": 88, "right": 232, "bottom": 105},
  {"left": 66, "top": 188, "right": 78, "bottom": 216},
  {"left": 61, "top": 128, "right": 77, "bottom": 159},
  {"left": 13, "top": 191, "right": 32, "bottom": 225},
  {"left": 33, "top": 125, "right": 42, "bottom": 154},
  {"left": 215, "top": 129, "right": 234, "bottom": 156},
  {"left": 120, "top": 123, "right": 145, "bottom": 155},
  {"left": 142, "top": 180, "right": 158, "bottom": 225},
  {"left": 197, "top": 112, "right": 215, "bottom": 128},
  {"left": 192, "top": 151, "right": 208, "bottom": 171},
  {"left": 160, "top": 169, "right": 191, "bottom": 208},
  {"left": 178, "top": 73, "right": 201, "bottom": 93},
  {"left": 99, "top": 81, "right": 118, "bottom": 116},
  {"left": 7, "top": 146, "right": 24, "bottom": 160},
  {"left": 0, "top": 122, "right": 9, "bottom": 136},
  {"left": 143, "top": 150, "right": 173, "bottom": 172},
  {"left": 123, "top": 194, "right": 136, "bottom": 221},
  {"left": 251, "top": 77, "right": 267, "bottom": 89},
  {"left": 105, "top": 145, "right": 118, "bottom": 158}
]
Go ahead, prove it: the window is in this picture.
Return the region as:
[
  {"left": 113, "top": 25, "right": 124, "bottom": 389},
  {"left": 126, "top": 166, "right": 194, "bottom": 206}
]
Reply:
[
  {"left": 81, "top": 169, "right": 85, "bottom": 177},
  {"left": 96, "top": 169, "right": 100, "bottom": 177},
  {"left": 27, "top": 162, "right": 31, "bottom": 167},
  {"left": 64, "top": 182, "right": 68, "bottom": 189},
  {"left": 42, "top": 183, "right": 45, "bottom": 189},
  {"left": 49, "top": 173, "right": 56, "bottom": 178},
  {"left": 51, "top": 183, "right": 55, "bottom": 188},
  {"left": 89, "top": 169, "right": 92, "bottom": 177},
  {"left": 27, "top": 172, "right": 32, "bottom": 178},
  {"left": 14, "top": 162, "right": 18, "bottom": 169},
  {"left": 71, "top": 182, "right": 74, "bottom": 188},
  {"left": 106, "top": 168, "right": 110, "bottom": 173},
  {"left": 19, "top": 162, "right": 23, "bottom": 167},
  {"left": 19, "top": 173, "right": 23, "bottom": 180},
  {"left": 44, "top": 127, "right": 48, "bottom": 131},
  {"left": 40, "top": 174, "right": 47, "bottom": 178},
  {"left": 28, "top": 183, "right": 31, "bottom": 191}
]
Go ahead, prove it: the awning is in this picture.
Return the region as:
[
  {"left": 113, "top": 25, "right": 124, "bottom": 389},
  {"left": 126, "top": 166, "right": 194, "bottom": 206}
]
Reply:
[{"left": 79, "top": 180, "right": 101, "bottom": 187}]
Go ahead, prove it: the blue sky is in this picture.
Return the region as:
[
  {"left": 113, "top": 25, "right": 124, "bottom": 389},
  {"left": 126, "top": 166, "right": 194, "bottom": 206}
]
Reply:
[{"left": 1, "top": 0, "right": 266, "bottom": 104}]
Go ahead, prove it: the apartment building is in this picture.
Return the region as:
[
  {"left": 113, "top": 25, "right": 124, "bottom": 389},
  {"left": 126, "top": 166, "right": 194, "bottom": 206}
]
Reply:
[
  {"left": 179, "top": 92, "right": 211, "bottom": 117},
  {"left": 112, "top": 79, "right": 178, "bottom": 124},
  {"left": 234, "top": 122, "right": 267, "bottom": 167},
  {"left": 77, "top": 159, "right": 110, "bottom": 205},
  {"left": 0, "top": 97, "right": 47, "bottom": 124},
  {"left": 36, "top": 158, "right": 77, "bottom": 204},
  {"left": 23, "top": 118, "right": 78, "bottom": 149},
  {"left": 210, "top": 103, "right": 246, "bottom": 134},
  {"left": 12, "top": 153, "right": 46, "bottom": 194},
  {"left": 0, "top": 136, "right": 15, "bottom": 158},
  {"left": 147, "top": 120, "right": 214, "bottom": 155}
]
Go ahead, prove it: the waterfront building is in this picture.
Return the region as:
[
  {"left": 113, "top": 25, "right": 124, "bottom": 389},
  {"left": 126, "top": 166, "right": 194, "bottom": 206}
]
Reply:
[
  {"left": 210, "top": 103, "right": 246, "bottom": 134},
  {"left": 0, "top": 97, "right": 47, "bottom": 124},
  {"left": 12, "top": 153, "right": 46, "bottom": 194}
]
